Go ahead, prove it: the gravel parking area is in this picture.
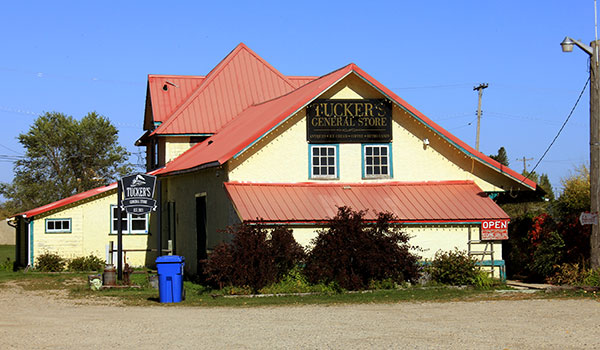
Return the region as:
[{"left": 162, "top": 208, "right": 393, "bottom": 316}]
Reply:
[{"left": 1, "top": 286, "right": 599, "bottom": 349}]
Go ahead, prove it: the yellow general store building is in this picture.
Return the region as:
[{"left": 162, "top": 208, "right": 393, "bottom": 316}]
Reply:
[{"left": 10, "top": 44, "right": 538, "bottom": 276}]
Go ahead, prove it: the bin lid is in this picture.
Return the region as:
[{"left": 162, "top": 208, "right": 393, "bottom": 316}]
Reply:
[{"left": 156, "top": 255, "right": 185, "bottom": 263}]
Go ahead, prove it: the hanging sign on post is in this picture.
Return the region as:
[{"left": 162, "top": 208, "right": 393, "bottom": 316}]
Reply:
[
  {"left": 120, "top": 173, "right": 157, "bottom": 215},
  {"left": 579, "top": 212, "right": 598, "bottom": 225}
]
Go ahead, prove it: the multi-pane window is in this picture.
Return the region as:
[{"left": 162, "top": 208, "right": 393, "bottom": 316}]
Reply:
[
  {"left": 45, "top": 219, "right": 71, "bottom": 233},
  {"left": 310, "top": 145, "right": 338, "bottom": 179},
  {"left": 363, "top": 144, "right": 392, "bottom": 178},
  {"left": 111, "top": 206, "right": 148, "bottom": 234}
]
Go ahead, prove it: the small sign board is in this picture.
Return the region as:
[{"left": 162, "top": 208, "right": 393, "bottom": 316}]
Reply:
[
  {"left": 481, "top": 219, "right": 509, "bottom": 240},
  {"left": 579, "top": 212, "right": 598, "bottom": 225},
  {"left": 120, "top": 173, "right": 157, "bottom": 214}
]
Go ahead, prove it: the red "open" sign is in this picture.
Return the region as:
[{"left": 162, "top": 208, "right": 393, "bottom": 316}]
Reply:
[{"left": 481, "top": 219, "right": 509, "bottom": 240}]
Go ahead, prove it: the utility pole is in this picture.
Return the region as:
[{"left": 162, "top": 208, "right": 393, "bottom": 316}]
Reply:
[
  {"left": 591, "top": 41, "right": 600, "bottom": 268},
  {"left": 517, "top": 156, "right": 534, "bottom": 173},
  {"left": 473, "top": 83, "right": 489, "bottom": 151},
  {"left": 562, "top": 36, "right": 600, "bottom": 268}
]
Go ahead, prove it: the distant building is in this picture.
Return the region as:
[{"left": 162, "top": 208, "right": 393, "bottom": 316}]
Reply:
[{"left": 10, "top": 44, "right": 537, "bottom": 277}]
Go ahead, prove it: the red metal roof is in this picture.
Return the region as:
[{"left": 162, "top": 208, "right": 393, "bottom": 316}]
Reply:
[
  {"left": 12, "top": 170, "right": 162, "bottom": 219},
  {"left": 155, "top": 64, "right": 353, "bottom": 175},
  {"left": 154, "top": 60, "right": 535, "bottom": 190},
  {"left": 287, "top": 76, "right": 318, "bottom": 88},
  {"left": 150, "top": 43, "right": 298, "bottom": 136},
  {"left": 147, "top": 75, "right": 205, "bottom": 125},
  {"left": 224, "top": 181, "right": 509, "bottom": 223},
  {"left": 15, "top": 182, "right": 117, "bottom": 218}
]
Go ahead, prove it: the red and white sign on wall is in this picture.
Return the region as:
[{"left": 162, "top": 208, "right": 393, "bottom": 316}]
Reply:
[{"left": 481, "top": 219, "right": 509, "bottom": 240}]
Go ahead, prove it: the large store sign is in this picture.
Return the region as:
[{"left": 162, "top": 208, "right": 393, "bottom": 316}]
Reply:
[
  {"left": 307, "top": 99, "right": 392, "bottom": 143},
  {"left": 481, "top": 219, "right": 509, "bottom": 240},
  {"left": 120, "top": 173, "right": 157, "bottom": 214}
]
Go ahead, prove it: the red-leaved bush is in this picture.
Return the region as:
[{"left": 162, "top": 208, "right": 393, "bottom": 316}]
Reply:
[
  {"left": 203, "top": 224, "right": 305, "bottom": 292},
  {"left": 304, "top": 206, "right": 420, "bottom": 290}
]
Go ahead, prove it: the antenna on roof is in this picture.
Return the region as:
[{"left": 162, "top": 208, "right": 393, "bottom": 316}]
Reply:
[{"left": 162, "top": 80, "right": 179, "bottom": 91}]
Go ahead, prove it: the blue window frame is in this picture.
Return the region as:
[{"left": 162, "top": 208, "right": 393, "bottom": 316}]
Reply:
[
  {"left": 362, "top": 143, "right": 393, "bottom": 179},
  {"left": 45, "top": 218, "right": 72, "bottom": 233},
  {"left": 309, "top": 144, "right": 339, "bottom": 179}
]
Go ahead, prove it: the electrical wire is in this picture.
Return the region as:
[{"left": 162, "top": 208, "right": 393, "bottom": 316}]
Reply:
[{"left": 524, "top": 77, "right": 590, "bottom": 182}]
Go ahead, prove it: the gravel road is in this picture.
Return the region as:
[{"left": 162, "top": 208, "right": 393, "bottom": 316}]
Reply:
[{"left": 1, "top": 286, "right": 599, "bottom": 349}]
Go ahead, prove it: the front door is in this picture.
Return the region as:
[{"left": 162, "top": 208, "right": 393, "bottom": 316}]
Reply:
[{"left": 195, "top": 195, "right": 207, "bottom": 262}]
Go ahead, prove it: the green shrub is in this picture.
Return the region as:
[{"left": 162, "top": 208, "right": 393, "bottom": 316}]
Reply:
[
  {"left": 473, "top": 270, "right": 496, "bottom": 289},
  {"left": 582, "top": 268, "right": 600, "bottom": 287},
  {"left": 0, "top": 258, "right": 14, "bottom": 272},
  {"left": 259, "top": 266, "right": 312, "bottom": 294},
  {"left": 305, "top": 207, "right": 420, "bottom": 290},
  {"left": 221, "top": 285, "right": 253, "bottom": 295},
  {"left": 68, "top": 254, "right": 104, "bottom": 272},
  {"left": 35, "top": 251, "right": 65, "bottom": 272},
  {"left": 529, "top": 231, "right": 564, "bottom": 279},
  {"left": 368, "top": 278, "right": 400, "bottom": 290},
  {"left": 428, "top": 249, "right": 478, "bottom": 286},
  {"left": 547, "top": 263, "right": 584, "bottom": 285}
]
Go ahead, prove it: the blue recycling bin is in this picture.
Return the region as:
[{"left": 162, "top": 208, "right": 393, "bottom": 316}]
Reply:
[{"left": 155, "top": 255, "right": 185, "bottom": 303}]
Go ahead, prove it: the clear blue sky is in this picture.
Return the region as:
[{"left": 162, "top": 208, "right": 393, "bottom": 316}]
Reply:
[{"left": 0, "top": 1, "right": 596, "bottom": 194}]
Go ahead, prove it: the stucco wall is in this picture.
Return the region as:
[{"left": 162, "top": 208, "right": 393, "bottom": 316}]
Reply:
[
  {"left": 0, "top": 220, "right": 15, "bottom": 245},
  {"left": 161, "top": 168, "right": 238, "bottom": 274},
  {"left": 164, "top": 137, "right": 195, "bottom": 164},
  {"left": 30, "top": 191, "right": 152, "bottom": 267}
]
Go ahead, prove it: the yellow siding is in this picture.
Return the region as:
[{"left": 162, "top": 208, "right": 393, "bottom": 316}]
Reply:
[
  {"left": 228, "top": 74, "right": 518, "bottom": 193},
  {"left": 161, "top": 167, "right": 238, "bottom": 274},
  {"left": 164, "top": 137, "right": 195, "bottom": 164},
  {"left": 32, "top": 191, "right": 153, "bottom": 267}
]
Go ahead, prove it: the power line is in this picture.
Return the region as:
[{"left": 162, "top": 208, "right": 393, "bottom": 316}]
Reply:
[
  {"left": 391, "top": 83, "right": 472, "bottom": 90},
  {"left": 524, "top": 77, "right": 590, "bottom": 181}
]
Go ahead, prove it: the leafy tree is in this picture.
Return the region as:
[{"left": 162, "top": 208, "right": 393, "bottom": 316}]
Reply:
[
  {"left": 555, "top": 164, "right": 589, "bottom": 217},
  {"left": 0, "top": 111, "right": 132, "bottom": 213},
  {"left": 489, "top": 147, "right": 509, "bottom": 167}
]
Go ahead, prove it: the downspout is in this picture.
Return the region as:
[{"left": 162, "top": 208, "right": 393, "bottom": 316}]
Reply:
[{"left": 26, "top": 217, "right": 33, "bottom": 268}]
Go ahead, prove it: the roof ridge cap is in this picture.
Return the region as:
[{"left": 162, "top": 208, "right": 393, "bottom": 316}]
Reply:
[{"left": 238, "top": 44, "right": 297, "bottom": 90}]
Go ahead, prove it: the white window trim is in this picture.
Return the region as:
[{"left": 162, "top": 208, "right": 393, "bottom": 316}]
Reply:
[
  {"left": 111, "top": 205, "right": 149, "bottom": 234},
  {"left": 362, "top": 143, "right": 393, "bottom": 179},
  {"left": 309, "top": 144, "right": 339, "bottom": 179},
  {"left": 45, "top": 218, "right": 72, "bottom": 233}
]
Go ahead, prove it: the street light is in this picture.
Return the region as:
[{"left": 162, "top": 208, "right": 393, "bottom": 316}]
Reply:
[
  {"left": 561, "top": 36, "right": 593, "bottom": 55},
  {"left": 561, "top": 35, "right": 600, "bottom": 268}
]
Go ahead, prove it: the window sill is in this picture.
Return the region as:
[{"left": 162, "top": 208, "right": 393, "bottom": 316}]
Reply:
[
  {"left": 362, "top": 176, "right": 392, "bottom": 180},
  {"left": 109, "top": 233, "right": 151, "bottom": 236}
]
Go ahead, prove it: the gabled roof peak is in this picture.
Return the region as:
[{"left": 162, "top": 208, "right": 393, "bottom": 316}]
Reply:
[{"left": 150, "top": 43, "right": 298, "bottom": 136}]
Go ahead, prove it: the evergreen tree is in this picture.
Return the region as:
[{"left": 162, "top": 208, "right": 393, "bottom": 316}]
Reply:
[
  {"left": 489, "top": 146, "right": 509, "bottom": 166},
  {"left": 538, "top": 174, "right": 555, "bottom": 201}
]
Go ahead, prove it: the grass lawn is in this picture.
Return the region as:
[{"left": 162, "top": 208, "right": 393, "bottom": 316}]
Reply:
[
  {"left": 1, "top": 270, "right": 597, "bottom": 307},
  {"left": 0, "top": 245, "right": 15, "bottom": 262}
]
